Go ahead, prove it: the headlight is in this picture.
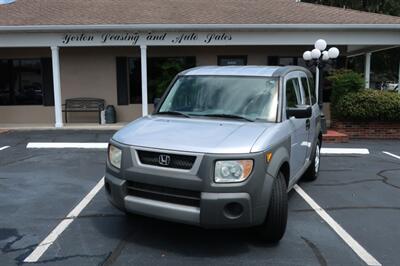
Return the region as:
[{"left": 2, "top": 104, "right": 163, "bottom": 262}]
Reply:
[
  {"left": 214, "top": 160, "right": 253, "bottom": 183},
  {"left": 108, "top": 145, "right": 122, "bottom": 169}
]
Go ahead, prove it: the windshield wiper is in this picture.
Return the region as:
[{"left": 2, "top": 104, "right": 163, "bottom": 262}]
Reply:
[
  {"left": 154, "top": 111, "right": 191, "bottom": 118},
  {"left": 201, "top": 114, "right": 255, "bottom": 122}
]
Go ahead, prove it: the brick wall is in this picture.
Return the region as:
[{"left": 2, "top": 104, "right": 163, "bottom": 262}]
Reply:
[{"left": 332, "top": 121, "right": 400, "bottom": 139}]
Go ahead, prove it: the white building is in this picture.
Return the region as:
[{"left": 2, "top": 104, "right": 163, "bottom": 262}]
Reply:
[{"left": 0, "top": 0, "right": 399, "bottom": 127}]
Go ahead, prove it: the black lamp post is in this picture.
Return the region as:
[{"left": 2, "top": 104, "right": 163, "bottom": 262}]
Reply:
[{"left": 303, "top": 39, "right": 340, "bottom": 133}]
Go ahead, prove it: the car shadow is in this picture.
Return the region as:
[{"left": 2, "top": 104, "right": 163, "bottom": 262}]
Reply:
[{"left": 89, "top": 205, "right": 281, "bottom": 259}]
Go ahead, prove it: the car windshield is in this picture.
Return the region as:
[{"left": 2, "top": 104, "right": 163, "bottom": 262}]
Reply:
[{"left": 157, "top": 76, "right": 279, "bottom": 122}]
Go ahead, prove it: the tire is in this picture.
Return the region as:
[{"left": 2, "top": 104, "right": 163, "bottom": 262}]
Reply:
[
  {"left": 257, "top": 171, "right": 288, "bottom": 243},
  {"left": 303, "top": 140, "right": 321, "bottom": 182}
]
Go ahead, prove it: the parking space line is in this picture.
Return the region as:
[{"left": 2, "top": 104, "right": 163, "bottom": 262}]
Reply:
[
  {"left": 294, "top": 185, "right": 381, "bottom": 266},
  {"left": 0, "top": 146, "right": 10, "bottom": 151},
  {"left": 26, "top": 142, "right": 108, "bottom": 149},
  {"left": 24, "top": 177, "right": 105, "bottom": 263},
  {"left": 383, "top": 151, "right": 400, "bottom": 160},
  {"left": 321, "top": 148, "right": 370, "bottom": 155}
]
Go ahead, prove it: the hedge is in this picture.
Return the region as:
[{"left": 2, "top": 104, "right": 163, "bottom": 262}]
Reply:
[
  {"left": 328, "top": 69, "right": 364, "bottom": 108},
  {"left": 334, "top": 89, "right": 400, "bottom": 122}
]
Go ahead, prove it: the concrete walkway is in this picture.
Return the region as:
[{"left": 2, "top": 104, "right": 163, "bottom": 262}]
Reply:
[{"left": 0, "top": 123, "right": 126, "bottom": 131}]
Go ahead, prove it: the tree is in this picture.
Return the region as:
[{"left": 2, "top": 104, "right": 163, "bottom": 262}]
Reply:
[{"left": 303, "top": 0, "right": 400, "bottom": 16}]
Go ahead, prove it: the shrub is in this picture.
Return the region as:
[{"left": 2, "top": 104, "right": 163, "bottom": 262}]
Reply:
[
  {"left": 334, "top": 90, "right": 400, "bottom": 122},
  {"left": 328, "top": 69, "right": 364, "bottom": 109}
]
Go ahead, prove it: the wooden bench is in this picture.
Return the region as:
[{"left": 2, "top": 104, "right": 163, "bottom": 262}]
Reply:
[{"left": 62, "top": 98, "right": 105, "bottom": 124}]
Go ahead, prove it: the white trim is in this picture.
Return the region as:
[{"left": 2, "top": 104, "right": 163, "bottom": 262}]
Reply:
[
  {"left": 1, "top": 31, "right": 400, "bottom": 47},
  {"left": 0, "top": 24, "right": 399, "bottom": 32},
  {"left": 26, "top": 142, "right": 108, "bottom": 149},
  {"left": 294, "top": 185, "right": 381, "bottom": 266},
  {"left": 24, "top": 177, "right": 105, "bottom": 263},
  {"left": 0, "top": 146, "right": 10, "bottom": 151},
  {"left": 347, "top": 45, "right": 400, "bottom": 58}
]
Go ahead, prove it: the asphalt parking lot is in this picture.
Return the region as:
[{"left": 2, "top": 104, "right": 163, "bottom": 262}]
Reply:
[{"left": 0, "top": 130, "right": 399, "bottom": 266}]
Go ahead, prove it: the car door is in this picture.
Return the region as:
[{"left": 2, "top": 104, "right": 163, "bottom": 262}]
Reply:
[
  {"left": 284, "top": 72, "right": 309, "bottom": 179},
  {"left": 299, "top": 73, "right": 315, "bottom": 162}
]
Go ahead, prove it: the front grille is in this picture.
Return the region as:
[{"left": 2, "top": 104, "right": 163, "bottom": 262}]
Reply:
[
  {"left": 126, "top": 181, "right": 201, "bottom": 207},
  {"left": 137, "top": 150, "right": 196, "bottom": 170}
]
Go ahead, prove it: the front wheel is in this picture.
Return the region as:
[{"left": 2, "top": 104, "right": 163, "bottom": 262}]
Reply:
[
  {"left": 303, "top": 140, "right": 321, "bottom": 181},
  {"left": 256, "top": 171, "right": 288, "bottom": 243}
]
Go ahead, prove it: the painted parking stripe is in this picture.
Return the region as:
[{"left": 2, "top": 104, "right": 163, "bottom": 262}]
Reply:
[
  {"left": 26, "top": 144, "right": 371, "bottom": 154},
  {"left": 294, "top": 185, "right": 381, "bottom": 266},
  {"left": 24, "top": 177, "right": 105, "bottom": 263},
  {"left": 26, "top": 142, "right": 108, "bottom": 149},
  {"left": 383, "top": 151, "right": 400, "bottom": 160},
  {"left": 0, "top": 146, "right": 10, "bottom": 151},
  {"left": 321, "top": 148, "right": 370, "bottom": 155}
]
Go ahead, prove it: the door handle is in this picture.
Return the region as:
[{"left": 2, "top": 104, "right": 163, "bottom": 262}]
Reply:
[{"left": 305, "top": 119, "right": 310, "bottom": 130}]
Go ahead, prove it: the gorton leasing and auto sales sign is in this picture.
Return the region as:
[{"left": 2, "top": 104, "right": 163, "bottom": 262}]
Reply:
[{"left": 62, "top": 32, "right": 233, "bottom": 46}]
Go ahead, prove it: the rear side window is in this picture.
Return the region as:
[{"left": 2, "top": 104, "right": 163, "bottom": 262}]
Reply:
[
  {"left": 300, "top": 77, "right": 311, "bottom": 105},
  {"left": 308, "top": 77, "right": 317, "bottom": 104},
  {"left": 286, "top": 78, "right": 302, "bottom": 108}
]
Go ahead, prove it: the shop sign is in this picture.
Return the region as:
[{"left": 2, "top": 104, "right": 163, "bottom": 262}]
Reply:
[{"left": 61, "top": 32, "right": 233, "bottom": 46}]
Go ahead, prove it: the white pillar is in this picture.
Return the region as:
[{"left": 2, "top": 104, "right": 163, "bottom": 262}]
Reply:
[
  {"left": 51, "top": 46, "right": 63, "bottom": 128},
  {"left": 364, "top": 52, "right": 371, "bottom": 89},
  {"left": 140, "top": 45, "right": 148, "bottom": 116}
]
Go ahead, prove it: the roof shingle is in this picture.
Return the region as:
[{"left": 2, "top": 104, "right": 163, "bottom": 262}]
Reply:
[{"left": 0, "top": 0, "right": 399, "bottom": 26}]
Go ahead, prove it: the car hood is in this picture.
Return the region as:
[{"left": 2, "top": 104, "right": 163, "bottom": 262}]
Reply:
[{"left": 112, "top": 116, "right": 277, "bottom": 154}]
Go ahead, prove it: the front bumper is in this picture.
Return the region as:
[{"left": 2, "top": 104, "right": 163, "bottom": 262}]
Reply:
[
  {"left": 106, "top": 173, "right": 255, "bottom": 227},
  {"left": 105, "top": 142, "right": 275, "bottom": 228}
]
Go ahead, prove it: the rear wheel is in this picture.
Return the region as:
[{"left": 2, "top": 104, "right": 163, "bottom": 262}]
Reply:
[
  {"left": 303, "top": 140, "right": 321, "bottom": 181},
  {"left": 257, "top": 171, "right": 288, "bottom": 243}
]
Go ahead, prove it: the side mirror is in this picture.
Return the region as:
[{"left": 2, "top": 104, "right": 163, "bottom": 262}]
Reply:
[
  {"left": 286, "top": 106, "right": 312, "bottom": 119},
  {"left": 154, "top": 98, "right": 161, "bottom": 109}
]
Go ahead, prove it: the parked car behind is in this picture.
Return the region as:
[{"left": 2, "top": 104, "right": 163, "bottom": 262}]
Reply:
[{"left": 105, "top": 66, "right": 322, "bottom": 242}]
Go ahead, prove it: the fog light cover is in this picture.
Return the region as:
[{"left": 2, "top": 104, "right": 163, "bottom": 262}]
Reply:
[
  {"left": 215, "top": 160, "right": 253, "bottom": 183},
  {"left": 108, "top": 145, "right": 122, "bottom": 169}
]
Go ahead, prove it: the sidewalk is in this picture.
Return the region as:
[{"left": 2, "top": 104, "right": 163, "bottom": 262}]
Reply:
[{"left": 0, "top": 123, "right": 126, "bottom": 131}]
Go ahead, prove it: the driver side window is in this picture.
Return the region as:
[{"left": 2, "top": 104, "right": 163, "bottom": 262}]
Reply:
[{"left": 286, "top": 78, "right": 302, "bottom": 108}]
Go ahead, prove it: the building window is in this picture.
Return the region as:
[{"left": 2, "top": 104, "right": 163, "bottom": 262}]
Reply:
[
  {"left": 268, "top": 56, "right": 306, "bottom": 67},
  {"left": 128, "top": 57, "right": 196, "bottom": 104},
  {"left": 346, "top": 49, "right": 400, "bottom": 90},
  {"left": 279, "top": 57, "right": 295, "bottom": 66},
  {"left": 218, "top": 56, "right": 247, "bottom": 66},
  {"left": 128, "top": 58, "right": 141, "bottom": 104},
  {"left": 0, "top": 59, "right": 44, "bottom": 105}
]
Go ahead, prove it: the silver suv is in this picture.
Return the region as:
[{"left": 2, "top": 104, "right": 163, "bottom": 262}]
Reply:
[{"left": 105, "top": 66, "right": 322, "bottom": 242}]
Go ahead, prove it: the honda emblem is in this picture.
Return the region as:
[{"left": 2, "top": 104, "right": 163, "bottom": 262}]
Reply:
[{"left": 159, "top": 154, "right": 171, "bottom": 166}]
